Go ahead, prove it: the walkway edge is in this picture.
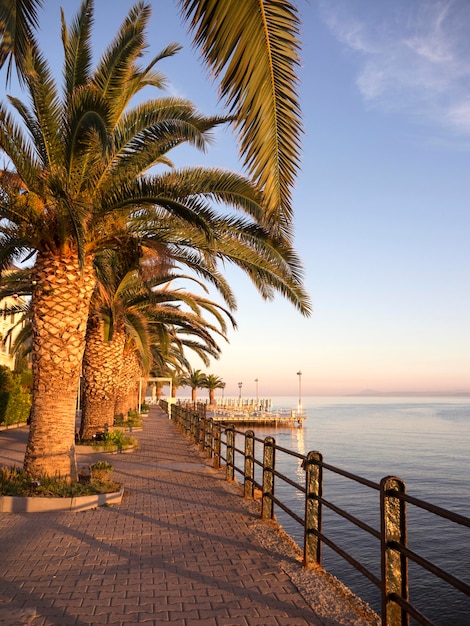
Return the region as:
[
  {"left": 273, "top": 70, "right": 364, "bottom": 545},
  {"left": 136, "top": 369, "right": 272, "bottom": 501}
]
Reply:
[
  {"left": 188, "top": 437, "right": 381, "bottom": 625},
  {"left": 0, "top": 487, "right": 124, "bottom": 513}
]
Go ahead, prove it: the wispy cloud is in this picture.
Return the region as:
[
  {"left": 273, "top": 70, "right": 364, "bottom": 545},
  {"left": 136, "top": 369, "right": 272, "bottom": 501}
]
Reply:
[{"left": 318, "top": 0, "right": 470, "bottom": 137}]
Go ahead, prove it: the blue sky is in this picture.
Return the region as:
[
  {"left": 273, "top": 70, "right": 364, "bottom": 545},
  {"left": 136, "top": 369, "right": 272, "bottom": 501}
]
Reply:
[{"left": 25, "top": 1, "right": 470, "bottom": 396}]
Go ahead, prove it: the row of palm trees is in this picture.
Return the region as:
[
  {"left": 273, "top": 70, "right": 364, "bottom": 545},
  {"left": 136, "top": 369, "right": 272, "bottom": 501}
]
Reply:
[
  {"left": 0, "top": 0, "right": 310, "bottom": 482},
  {"left": 182, "top": 369, "right": 224, "bottom": 405},
  {"left": 150, "top": 369, "right": 224, "bottom": 406}
]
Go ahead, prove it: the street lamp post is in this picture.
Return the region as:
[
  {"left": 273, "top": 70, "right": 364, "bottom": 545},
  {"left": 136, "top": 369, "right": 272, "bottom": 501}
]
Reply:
[
  {"left": 296, "top": 370, "right": 302, "bottom": 414},
  {"left": 238, "top": 381, "right": 243, "bottom": 405},
  {"left": 255, "top": 378, "right": 259, "bottom": 408}
]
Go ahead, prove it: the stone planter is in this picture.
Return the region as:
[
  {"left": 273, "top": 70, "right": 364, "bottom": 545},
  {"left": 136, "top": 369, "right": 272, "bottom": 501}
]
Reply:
[
  {"left": 76, "top": 444, "right": 137, "bottom": 454},
  {"left": 0, "top": 487, "right": 124, "bottom": 513}
]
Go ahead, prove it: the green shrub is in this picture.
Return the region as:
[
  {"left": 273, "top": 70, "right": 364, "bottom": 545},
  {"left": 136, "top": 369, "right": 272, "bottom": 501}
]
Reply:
[
  {"left": 0, "top": 365, "right": 14, "bottom": 393},
  {"left": 20, "top": 369, "right": 33, "bottom": 391},
  {"left": 113, "top": 411, "right": 142, "bottom": 428},
  {"left": 0, "top": 370, "right": 31, "bottom": 426},
  {"left": 90, "top": 460, "right": 113, "bottom": 472},
  {"left": 89, "top": 460, "right": 114, "bottom": 483},
  {"left": 93, "top": 430, "right": 137, "bottom": 452},
  {"left": 0, "top": 465, "right": 120, "bottom": 496}
]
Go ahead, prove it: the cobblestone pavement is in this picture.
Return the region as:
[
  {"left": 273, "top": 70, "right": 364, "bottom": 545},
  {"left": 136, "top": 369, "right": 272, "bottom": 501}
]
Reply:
[{"left": 0, "top": 408, "right": 377, "bottom": 626}]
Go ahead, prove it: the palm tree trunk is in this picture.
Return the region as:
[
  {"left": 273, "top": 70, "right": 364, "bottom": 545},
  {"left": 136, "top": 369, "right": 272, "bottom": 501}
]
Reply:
[
  {"left": 79, "top": 315, "right": 126, "bottom": 440},
  {"left": 114, "top": 349, "right": 140, "bottom": 416},
  {"left": 24, "top": 251, "right": 96, "bottom": 481}
]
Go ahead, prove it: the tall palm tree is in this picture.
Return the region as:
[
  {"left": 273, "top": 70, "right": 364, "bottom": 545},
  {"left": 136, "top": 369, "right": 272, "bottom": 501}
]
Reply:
[
  {"left": 1, "top": 1, "right": 309, "bottom": 480},
  {"left": 1, "top": 1, "right": 291, "bottom": 480},
  {"left": 1, "top": 0, "right": 302, "bottom": 238},
  {"left": 201, "top": 373, "right": 225, "bottom": 406}
]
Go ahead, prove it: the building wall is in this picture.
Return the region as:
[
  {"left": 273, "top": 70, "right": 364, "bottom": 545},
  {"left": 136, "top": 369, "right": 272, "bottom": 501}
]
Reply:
[{"left": 0, "top": 295, "right": 25, "bottom": 370}]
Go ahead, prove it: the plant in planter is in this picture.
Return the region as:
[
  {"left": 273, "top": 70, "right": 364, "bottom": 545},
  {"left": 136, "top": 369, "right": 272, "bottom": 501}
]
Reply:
[
  {"left": 102, "top": 431, "right": 138, "bottom": 452},
  {"left": 0, "top": 465, "right": 119, "bottom": 496},
  {"left": 90, "top": 461, "right": 113, "bottom": 482}
]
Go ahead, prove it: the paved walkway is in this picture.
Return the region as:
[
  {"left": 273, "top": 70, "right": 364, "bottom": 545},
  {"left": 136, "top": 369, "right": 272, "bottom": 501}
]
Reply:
[{"left": 0, "top": 407, "right": 377, "bottom": 626}]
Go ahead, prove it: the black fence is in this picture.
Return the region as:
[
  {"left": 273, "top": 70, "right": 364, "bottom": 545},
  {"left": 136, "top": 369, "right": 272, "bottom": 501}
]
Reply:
[{"left": 164, "top": 401, "right": 470, "bottom": 626}]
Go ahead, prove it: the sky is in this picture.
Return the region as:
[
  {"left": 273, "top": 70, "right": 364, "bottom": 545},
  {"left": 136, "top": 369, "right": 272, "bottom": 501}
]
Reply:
[{"left": 13, "top": 0, "right": 470, "bottom": 397}]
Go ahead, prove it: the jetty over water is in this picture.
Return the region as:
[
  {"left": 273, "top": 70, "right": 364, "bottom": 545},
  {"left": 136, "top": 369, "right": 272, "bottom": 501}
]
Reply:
[
  {"left": 210, "top": 407, "right": 307, "bottom": 426},
  {"left": 0, "top": 406, "right": 376, "bottom": 625},
  {"left": 176, "top": 397, "right": 308, "bottom": 426}
]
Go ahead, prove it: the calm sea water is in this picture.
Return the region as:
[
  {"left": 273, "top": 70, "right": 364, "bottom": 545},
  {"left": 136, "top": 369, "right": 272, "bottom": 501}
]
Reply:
[{"left": 245, "top": 396, "right": 470, "bottom": 626}]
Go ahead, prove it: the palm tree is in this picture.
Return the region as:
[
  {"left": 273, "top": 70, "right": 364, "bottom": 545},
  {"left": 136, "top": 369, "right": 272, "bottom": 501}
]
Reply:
[
  {"left": 201, "top": 373, "right": 225, "bottom": 406},
  {"left": 168, "top": 370, "right": 184, "bottom": 398},
  {"left": 1, "top": 0, "right": 302, "bottom": 238},
  {"left": 0, "top": 1, "right": 279, "bottom": 480},
  {"left": 1, "top": 1, "right": 309, "bottom": 480},
  {"left": 182, "top": 368, "right": 206, "bottom": 403}
]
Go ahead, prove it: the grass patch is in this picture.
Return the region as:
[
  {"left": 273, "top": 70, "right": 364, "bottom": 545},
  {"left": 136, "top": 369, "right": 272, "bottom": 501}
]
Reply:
[{"left": 0, "top": 466, "right": 120, "bottom": 497}]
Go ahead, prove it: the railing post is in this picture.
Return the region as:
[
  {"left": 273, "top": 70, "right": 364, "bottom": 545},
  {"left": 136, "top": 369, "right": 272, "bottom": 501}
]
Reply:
[
  {"left": 213, "top": 422, "right": 221, "bottom": 469},
  {"left": 225, "top": 425, "right": 235, "bottom": 481},
  {"left": 205, "top": 418, "right": 213, "bottom": 458},
  {"left": 191, "top": 410, "right": 198, "bottom": 441},
  {"left": 244, "top": 430, "right": 255, "bottom": 499},
  {"left": 303, "top": 450, "right": 323, "bottom": 566},
  {"left": 261, "top": 436, "right": 275, "bottom": 520},
  {"left": 381, "top": 476, "right": 409, "bottom": 626},
  {"left": 198, "top": 413, "right": 206, "bottom": 451}
]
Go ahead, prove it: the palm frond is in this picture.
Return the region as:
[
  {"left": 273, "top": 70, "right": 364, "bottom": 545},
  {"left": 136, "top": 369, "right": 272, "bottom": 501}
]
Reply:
[
  {"left": 123, "top": 41, "right": 182, "bottom": 97},
  {"left": 0, "top": 104, "right": 42, "bottom": 187},
  {"left": 179, "top": 0, "right": 302, "bottom": 238},
  {"left": 22, "top": 45, "right": 63, "bottom": 166},
  {"left": 97, "top": 99, "right": 228, "bottom": 189},
  {"left": 92, "top": 1, "right": 152, "bottom": 121},
  {"left": 0, "top": 0, "right": 43, "bottom": 84},
  {"left": 61, "top": 0, "right": 94, "bottom": 95},
  {"left": 65, "top": 84, "right": 111, "bottom": 184}
]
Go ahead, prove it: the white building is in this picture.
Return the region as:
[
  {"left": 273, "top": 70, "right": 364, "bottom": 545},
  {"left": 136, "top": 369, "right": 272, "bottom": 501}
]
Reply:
[{"left": 0, "top": 293, "right": 26, "bottom": 370}]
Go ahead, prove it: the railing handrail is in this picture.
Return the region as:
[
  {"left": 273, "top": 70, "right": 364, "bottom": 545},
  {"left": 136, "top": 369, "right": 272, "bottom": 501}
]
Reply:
[{"left": 163, "top": 400, "right": 470, "bottom": 626}]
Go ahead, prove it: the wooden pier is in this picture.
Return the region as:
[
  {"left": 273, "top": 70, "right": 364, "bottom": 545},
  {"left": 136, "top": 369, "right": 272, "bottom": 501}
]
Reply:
[{"left": 209, "top": 408, "right": 306, "bottom": 426}]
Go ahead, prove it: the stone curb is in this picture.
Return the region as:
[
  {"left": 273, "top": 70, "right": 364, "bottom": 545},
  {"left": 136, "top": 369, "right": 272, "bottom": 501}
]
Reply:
[{"left": 0, "top": 486, "right": 124, "bottom": 513}]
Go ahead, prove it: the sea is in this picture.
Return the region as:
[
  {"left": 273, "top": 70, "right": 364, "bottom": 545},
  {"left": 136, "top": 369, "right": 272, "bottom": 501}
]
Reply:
[{"left": 242, "top": 396, "right": 469, "bottom": 626}]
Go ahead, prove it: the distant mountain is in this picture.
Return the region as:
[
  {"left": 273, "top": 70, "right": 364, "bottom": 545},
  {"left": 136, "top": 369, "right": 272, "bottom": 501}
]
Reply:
[{"left": 354, "top": 389, "right": 470, "bottom": 397}]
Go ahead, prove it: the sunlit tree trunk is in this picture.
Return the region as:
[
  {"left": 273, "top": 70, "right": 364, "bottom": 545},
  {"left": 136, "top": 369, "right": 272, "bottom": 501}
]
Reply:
[
  {"left": 24, "top": 251, "right": 95, "bottom": 481},
  {"left": 114, "top": 349, "right": 141, "bottom": 416},
  {"left": 79, "top": 316, "right": 126, "bottom": 440}
]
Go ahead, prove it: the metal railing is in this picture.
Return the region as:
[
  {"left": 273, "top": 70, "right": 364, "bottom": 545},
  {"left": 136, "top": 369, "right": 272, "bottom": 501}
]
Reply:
[{"left": 164, "top": 401, "right": 470, "bottom": 626}]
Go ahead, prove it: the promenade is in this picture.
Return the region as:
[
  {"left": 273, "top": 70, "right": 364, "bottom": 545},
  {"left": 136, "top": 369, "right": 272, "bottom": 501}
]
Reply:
[{"left": 0, "top": 407, "right": 378, "bottom": 626}]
